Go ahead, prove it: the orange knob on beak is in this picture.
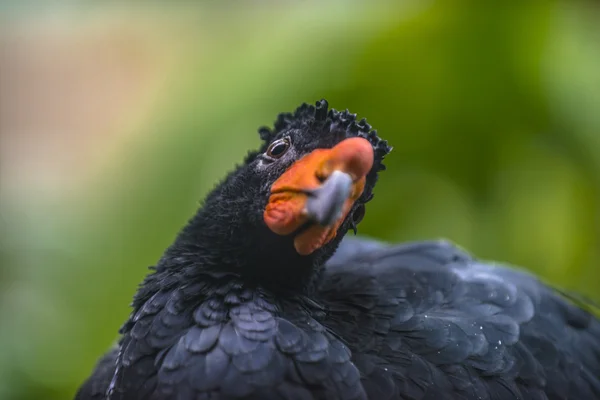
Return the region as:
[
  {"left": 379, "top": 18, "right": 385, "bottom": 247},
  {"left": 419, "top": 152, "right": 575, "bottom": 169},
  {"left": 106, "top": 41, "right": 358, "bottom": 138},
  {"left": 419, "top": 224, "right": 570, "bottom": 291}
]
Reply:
[{"left": 264, "top": 137, "right": 374, "bottom": 255}]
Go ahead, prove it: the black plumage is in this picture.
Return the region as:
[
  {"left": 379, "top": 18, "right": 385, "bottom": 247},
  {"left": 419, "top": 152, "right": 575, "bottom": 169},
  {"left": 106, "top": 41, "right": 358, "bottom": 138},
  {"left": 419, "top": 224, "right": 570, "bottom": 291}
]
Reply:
[
  {"left": 322, "top": 238, "right": 600, "bottom": 399},
  {"left": 76, "top": 100, "right": 600, "bottom": 400}
]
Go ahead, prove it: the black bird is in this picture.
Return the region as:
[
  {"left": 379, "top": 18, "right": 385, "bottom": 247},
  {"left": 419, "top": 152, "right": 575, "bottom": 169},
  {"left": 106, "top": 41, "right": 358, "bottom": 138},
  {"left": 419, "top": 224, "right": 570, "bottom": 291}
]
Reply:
[{"left": 76, "top": 100, "right": 600, "bottom": 400}]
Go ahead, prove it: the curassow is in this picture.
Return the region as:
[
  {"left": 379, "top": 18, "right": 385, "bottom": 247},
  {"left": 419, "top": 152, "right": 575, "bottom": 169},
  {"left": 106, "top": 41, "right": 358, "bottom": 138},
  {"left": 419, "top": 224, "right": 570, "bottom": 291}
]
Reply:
[{"left": 76, "top": 100, "right": 600, "bottom": 400}]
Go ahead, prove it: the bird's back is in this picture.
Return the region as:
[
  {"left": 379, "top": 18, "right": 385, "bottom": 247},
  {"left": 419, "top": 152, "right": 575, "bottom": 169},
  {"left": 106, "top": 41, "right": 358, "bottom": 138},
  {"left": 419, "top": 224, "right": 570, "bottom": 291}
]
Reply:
[{"left": 319, "top": 238, "right": 600, "bottom": 399}]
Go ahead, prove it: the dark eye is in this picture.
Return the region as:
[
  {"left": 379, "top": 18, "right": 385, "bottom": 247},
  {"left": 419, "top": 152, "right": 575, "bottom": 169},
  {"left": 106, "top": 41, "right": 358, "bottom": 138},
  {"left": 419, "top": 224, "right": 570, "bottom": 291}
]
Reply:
[
  {"left": 352, "top": 205, "right": 366, "bottom": 225},
  {"left": 266, "top": 137, "right": 290, "bottom": 159}
]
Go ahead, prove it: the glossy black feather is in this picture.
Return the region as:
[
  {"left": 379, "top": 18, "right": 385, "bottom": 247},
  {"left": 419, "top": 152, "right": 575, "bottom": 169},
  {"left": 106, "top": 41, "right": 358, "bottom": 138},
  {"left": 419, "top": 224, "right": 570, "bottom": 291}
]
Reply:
[
  {"left": 77, "top": 237, "right": 600, "bottom": 399},
  {"left": 76, "top": 275, "right": 367, "bottom": 400},
  {"left": 319, "top": 237, "right": 600, "bottom": 400}
]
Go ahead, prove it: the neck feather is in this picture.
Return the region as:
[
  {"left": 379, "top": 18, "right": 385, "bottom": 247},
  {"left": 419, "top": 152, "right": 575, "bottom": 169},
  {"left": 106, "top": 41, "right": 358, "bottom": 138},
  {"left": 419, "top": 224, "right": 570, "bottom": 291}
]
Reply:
[{"left": 153, "top": 205, "right": 330, "bottom": 296}]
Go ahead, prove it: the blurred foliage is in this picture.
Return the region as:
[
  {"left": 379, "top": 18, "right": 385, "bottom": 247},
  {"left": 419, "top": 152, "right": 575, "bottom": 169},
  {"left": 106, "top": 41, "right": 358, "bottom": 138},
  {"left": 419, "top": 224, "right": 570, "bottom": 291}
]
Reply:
[{"left": 1, "top": 1, "right": 600, "bottom": 399}]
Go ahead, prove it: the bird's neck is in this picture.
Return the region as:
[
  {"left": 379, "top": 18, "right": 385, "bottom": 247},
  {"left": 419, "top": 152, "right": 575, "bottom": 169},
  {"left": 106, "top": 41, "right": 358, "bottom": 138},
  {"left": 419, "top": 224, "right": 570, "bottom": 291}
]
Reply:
[{"left": 153, "top": 206, "right": 326, "bottom": 297}]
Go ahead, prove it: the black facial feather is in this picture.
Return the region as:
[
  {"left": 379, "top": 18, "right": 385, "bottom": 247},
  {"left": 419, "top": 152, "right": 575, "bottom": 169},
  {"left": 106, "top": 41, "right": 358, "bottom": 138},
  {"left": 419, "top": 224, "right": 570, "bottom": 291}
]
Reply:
[
  {"left": 253, "top": 99, "right": 392, "bottom": 218},
  {"left": 256, "top": 99, "right": 391, "bottom": 171}
]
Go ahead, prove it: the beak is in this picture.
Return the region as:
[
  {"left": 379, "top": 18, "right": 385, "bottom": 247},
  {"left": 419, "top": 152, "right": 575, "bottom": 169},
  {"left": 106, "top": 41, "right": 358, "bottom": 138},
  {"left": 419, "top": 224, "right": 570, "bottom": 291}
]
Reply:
[
  {"left": 305, "top": 170, "right": 353, "bottom": 226},
  {"left": 264, "top": 137, "right": 374, "bottom": 255}
]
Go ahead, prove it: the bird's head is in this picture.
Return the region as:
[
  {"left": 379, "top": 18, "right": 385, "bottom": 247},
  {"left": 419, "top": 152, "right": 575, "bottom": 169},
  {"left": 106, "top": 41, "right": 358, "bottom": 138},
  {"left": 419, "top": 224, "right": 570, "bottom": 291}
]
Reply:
[
  {"left": 172, "top": 99, "right": 391, "bottom": 290},
  {"left": 258, "top": 100, "right": 391, "bottom": 256}
]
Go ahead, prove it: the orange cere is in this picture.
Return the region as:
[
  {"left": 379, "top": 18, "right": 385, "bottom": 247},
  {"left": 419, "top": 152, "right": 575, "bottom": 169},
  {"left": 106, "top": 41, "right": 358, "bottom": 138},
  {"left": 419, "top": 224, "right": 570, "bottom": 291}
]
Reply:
[{"left": 264, "top": 137, "right": 374, "bottom": 255}]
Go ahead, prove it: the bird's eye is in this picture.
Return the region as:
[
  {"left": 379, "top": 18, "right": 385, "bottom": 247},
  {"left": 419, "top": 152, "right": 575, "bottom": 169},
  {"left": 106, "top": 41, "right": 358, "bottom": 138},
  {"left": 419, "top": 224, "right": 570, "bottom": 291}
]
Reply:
[
  {"left": 352, "top": 205, "right": 366, "bottom": 225},
  {"left": 266, "top": 137, "right": 290, "bottom": 159}
]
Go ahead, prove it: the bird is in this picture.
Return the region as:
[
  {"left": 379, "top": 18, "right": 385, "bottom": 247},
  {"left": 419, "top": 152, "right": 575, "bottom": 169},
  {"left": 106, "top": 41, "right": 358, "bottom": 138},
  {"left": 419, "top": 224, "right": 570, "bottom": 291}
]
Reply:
[{"left": 76, "top": 100, "right": 600, "bottom": 400}]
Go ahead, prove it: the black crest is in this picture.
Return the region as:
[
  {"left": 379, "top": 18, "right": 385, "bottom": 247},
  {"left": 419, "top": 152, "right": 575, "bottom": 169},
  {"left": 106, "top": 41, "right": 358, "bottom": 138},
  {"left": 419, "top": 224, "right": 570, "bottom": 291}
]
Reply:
[{"left": 258, "top": 99, "right": 392, "bottom": 172}]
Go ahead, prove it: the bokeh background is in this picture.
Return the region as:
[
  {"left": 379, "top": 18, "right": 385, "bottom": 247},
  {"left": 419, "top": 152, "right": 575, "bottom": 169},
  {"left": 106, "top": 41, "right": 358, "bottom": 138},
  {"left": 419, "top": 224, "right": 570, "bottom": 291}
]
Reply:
[{"left": 1, "top": 1, "right": 599, "bottom": 399}]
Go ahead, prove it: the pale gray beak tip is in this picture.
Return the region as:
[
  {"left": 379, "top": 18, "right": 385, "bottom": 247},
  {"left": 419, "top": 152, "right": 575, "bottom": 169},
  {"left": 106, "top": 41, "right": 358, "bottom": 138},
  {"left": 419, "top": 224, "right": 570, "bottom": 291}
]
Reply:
[{"left": 305, "top": 170, "right": 352, "bottom": 226}]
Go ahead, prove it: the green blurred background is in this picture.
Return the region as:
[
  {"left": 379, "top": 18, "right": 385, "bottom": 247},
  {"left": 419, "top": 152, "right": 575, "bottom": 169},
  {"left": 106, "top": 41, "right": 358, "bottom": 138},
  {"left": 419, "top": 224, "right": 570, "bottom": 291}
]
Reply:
[{"left": 1, "top": 1, "right": 599, "bottom": 399}]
